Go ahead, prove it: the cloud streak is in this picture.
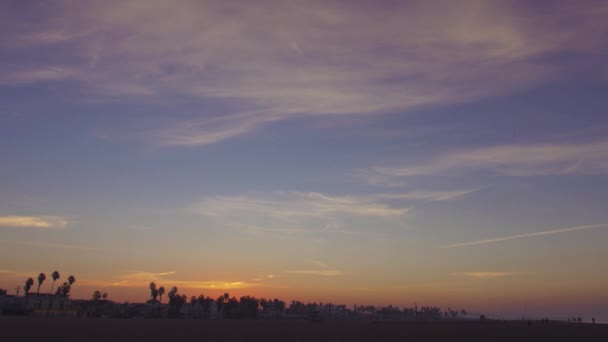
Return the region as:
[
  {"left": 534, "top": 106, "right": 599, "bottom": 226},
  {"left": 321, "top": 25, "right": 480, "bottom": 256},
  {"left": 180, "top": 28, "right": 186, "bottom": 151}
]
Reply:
[
  {"left": 197, "top": 191, "right": 409, "bottom": 219},
  {"left": 2, "top": 1, "right": 606, "bottom": 145},
  {"left": 0, "top": 216, "right": 68, "bottom": 229},
  {"left": 452, "top": 272, "right": 514, "bottom": 279},
  {"left": 369, "top": 140, "right": 608, "bottom": 182},
  {"left": 0, "top": 239, "right": 99, "bottom": 252},
  {"left": 442, "top": 224, "right": 608, "bottom": 248},
  {"left": 194, "top": 190, "right": 414, "bottom": 237},
  {"left": 83, "top": 271, "right": 261, "bottom": 290},
  {"left": 88, "top": 278, "right": 259, "bottom": 290},
  {"left": 286, "top": 270, "right": 343, "bottom": 276},
  {"left": 194, "top": 188, "right": 477, "bottom": 237}
]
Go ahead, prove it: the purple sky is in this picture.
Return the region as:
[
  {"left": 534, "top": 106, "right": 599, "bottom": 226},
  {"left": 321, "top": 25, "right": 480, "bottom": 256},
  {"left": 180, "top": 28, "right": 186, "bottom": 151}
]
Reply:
[{"left": 1, "top": 0, "right": 608, "bottom": 321}]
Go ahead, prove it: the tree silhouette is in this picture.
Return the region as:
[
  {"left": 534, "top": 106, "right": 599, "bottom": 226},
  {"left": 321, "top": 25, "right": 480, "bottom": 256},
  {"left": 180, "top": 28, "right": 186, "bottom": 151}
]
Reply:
[
  {"left": 158, "top": 286, "right": 165, "bottom": 303},
  {"left": 167, "top": 286, "right": 186, "bottom": 317},
  {"left": 216, "top": 295, "right": 225, "bottom": 319},
  {"left": 149, "top": 282, "right": 159, "bottom": 301},
  {"left": 54, "top": 275, "right": 75, "bottom": 298},
  {"left": 102, "top": 292, "right": 108, "bottom": 300},
  {"left": 24, "top": 278, "right": 34, "bottom": 294},
  {"left": 239, "top": 296, "right": 261, "bottom": 319},
  {"left": 57, "top": 282, "right": 72, "bottom": 296},
  {"left": 50, "top": 271, "right": 60, "bottom": 295},
  {"left": 23, "top": 277, "right": 34, "bottom": 309},
  {"left": 168, "top": 286, "right": 178, "bottom": 300},
  {"left": 92, "top": 290, "right": 102, "bottom": 301},
  {"left": 36, "top": 273, "right": 46, "bottom": 295}
]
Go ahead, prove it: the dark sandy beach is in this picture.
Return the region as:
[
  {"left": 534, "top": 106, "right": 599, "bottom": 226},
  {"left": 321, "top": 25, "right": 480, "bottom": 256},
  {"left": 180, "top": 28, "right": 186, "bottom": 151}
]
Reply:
[{"left": 1, "top": 317, "right": 607, "bottom": 342}]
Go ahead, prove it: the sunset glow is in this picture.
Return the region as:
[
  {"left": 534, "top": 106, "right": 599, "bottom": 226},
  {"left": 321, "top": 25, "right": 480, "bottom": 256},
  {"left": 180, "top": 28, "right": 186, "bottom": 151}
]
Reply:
[{"left": 1, "top": 0, "right": 608, "bottom": 322}]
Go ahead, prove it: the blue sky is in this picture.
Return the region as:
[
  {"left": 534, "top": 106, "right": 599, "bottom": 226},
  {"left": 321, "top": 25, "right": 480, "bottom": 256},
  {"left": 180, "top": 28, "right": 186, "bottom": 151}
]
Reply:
[{"left": 1, "top": 0, "right": 608, "bottom": 321}]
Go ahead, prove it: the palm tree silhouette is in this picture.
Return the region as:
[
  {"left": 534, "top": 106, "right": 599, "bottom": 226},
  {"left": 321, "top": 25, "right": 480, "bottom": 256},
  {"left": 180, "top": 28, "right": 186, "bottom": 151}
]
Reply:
[
  {"left": 67, "top": 275, "right": 76, "bottom": 286},
  {"left": 50, "top": 271, "right": 60, "bottom": 295},
  {"left": 24, "top": 278, "right": 34, "bottom": 309},
  {"left": 36, "top": 273, "right": 46, "bottom": 296},
  {"left": 24, "top": 278, "right": 34, "bottom": 294},
  {"left": 149, "top": 282, "right": 158, "bottom": 301},
  {"left": 158, "top": 286, "right": 165, "bottom": 303}
]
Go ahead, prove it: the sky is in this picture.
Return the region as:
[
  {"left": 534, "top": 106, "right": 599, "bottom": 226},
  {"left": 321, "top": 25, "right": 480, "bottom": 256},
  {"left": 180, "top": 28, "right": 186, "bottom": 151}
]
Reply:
[{"left": 1, "top": 0, "right": 608, "bottom": 321}]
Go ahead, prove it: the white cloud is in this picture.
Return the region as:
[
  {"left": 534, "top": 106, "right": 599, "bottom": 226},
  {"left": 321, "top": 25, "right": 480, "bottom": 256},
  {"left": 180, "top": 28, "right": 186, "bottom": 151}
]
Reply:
[
  {"left": 153, "top": 111, "right": 282, "bottom": 147},
  {"left": 368, "top": 140, "right": 608, "bottom": 180},
  {"left": 196, "top": 191, "right": 409, "bottom": 221},
  {"left": 0, "top": 216, "right": 68, "bottom": 229},
  {"left": 194, "top": 189, "right": 477, "bottom": 236},
  {"left": 3, "top": 1, "right": 606, "bottom": 145},
  {"left": 194, "top": 191, "right": 409, "bottom": 236}
]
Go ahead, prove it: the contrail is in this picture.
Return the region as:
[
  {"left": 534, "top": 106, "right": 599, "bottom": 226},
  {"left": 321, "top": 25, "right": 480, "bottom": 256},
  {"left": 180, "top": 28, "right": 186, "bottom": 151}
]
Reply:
[{"left": 441, "top": 224, "right": 608, "bottom": 248}]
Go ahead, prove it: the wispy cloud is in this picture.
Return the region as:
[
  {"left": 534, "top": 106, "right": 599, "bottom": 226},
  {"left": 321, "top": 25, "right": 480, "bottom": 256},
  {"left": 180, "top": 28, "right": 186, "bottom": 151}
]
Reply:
[
  {"left": 98, "top": 272, "right": 259, "bottom": 290},
  {"left": 442, "top": 224, "right": 608, "bottom": 248},
  {"left": 370, "top": 190, "right": 477, "bottom": 201},
  {"left": 0, "top": 239, "right": 99, "bottom": 252},
  {"left": 194, "top": 189, "right": 477, "bottom": 237},
  {"left": 172, "top": 280, "right": 259, "bottom": 290},
  {"left": 286, "top": 260, "right": 343, "bottom": 276},
  {"left": 0, "top": 216, "right": 68, "bottom": 229},
  {"left": 0, "top": 67, "right": 81, "bottom": 85},
  {"left": 154, "top": 111, "right": 273, "bottom": 146},
  {"left": 452, "top": 272, "right": 514, "bottom": 279},
  {"left": 196, "top": 192, "right": 409, "bottom": 220},
  {"left": 84, "top": 278, "right": 260, "bottom": 290},
  {"left": 194, "top": 191, "right": 410, "bottom": 236},
  {"left": 369, "top": 140, "right": 608, "bottom": 181},
  {"left": 3, "top": 1, "right": 606, "bottom": 145},
  {"left": 286, "top": 270, "right": 343, "bottom": 276},
  {"left": 121, "top": 271, "right": 177, "bottom": 281}
]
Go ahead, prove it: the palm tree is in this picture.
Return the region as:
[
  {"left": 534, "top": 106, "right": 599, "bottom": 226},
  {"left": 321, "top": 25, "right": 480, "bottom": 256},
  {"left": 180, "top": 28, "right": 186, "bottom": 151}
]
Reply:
[
  {"left": 67, "top": 275, "right": 76, "bottom": 286},
  {"left": 158, "top": 286, "right": 165, "bottom": 303},
  {"left": 57, "top": 282, "right": 71, "bottom": 296},
  {"left": 24, "top": 278, "right": 34, "bottom": 294},
  {"left": 24, "top": 278, "right": 34, "bottom": 309},
  {"left": 36, "top": 273, "right": 46, "bottom": 295},
  {"left": 50, "top": 271, "right": 60, "bottom": 295},
  {"left": 149, "top": 282, "right": 158, "bottom": 301}
]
